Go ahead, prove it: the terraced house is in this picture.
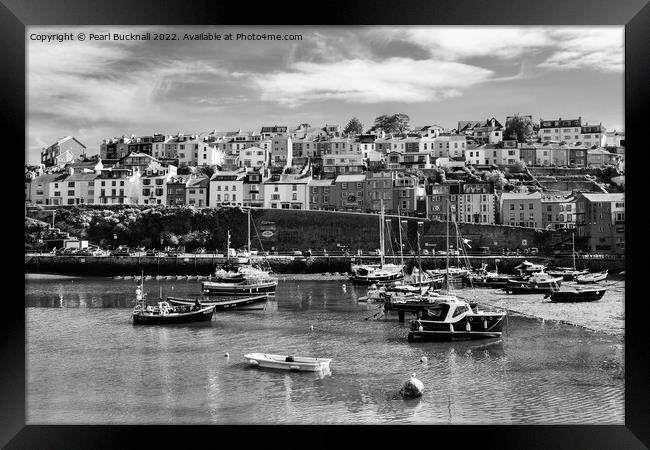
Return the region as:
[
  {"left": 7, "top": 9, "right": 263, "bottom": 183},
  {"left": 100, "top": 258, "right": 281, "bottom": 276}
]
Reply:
[
  {"left": 500, "top": 192, "right": 543, "bottom": 228},
  {"left": 263, "top": 172, "right": 312, "bottom": 210},
  {"left": 209, "top": 169, "right": 246, "bottom": 207},
  {"left": 185, "top": 176, "right": 210, "bottom": 207},
  {"left": 41, "top": 136, "right": 87, "bottom": 167},
  {"left": 575, "top": 193, "right": 625, "bottom": 254},
  {"left": 138, "top": 165, "right": 176, "bottom": 205},
  {"left": 541, "top": 192, "right": 577, "bottom": 230}
]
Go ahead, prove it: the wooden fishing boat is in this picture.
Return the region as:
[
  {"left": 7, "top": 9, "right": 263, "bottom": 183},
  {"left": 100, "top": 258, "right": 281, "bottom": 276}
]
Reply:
[
  {"left": 503, "top": 272, "right": 562, "bottom": 294},
  {"left": 546, "top": 287, "right": 607, "bottom": 303},
  {"left": 514, "top": 260, "right": 547, "bottom": 275},
  {"left": 576, "top": 270, "right": 609, "bottom": 284},
  {"left": 131, "top": 277, "right": 214, "bottom": 325},
  {"left": 167, "top": 293, "right": 269, "bottom": 310},
  {"left": 202, "top": 279, "right": 278, "bottom": 296},
  {"left": 407, "top": 297, "right": 506, "bottom": 341},
  {"left": 547, "top": 267, "right": 589, "bottom": 281},
  {"left": 244, "top": 353, "right": 332, "bottom": 372}
]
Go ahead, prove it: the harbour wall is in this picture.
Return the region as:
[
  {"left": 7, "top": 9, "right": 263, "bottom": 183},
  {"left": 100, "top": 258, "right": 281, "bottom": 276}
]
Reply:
[
  {"left": 27, "top": 207, "right": 576, "bottom": 254},
  {"left": 24, "top": 254, "right": 624, "bottom": 276}
]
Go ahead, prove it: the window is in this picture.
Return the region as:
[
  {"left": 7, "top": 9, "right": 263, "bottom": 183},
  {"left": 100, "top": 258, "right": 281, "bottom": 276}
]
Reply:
[
  {"left": 529, "top": 203, "right": 534, "bottom": 210},
  {"left": 68, "top": 182, "right": 75, "bottom": 187},
  {"left": 155, "top": 189, "right": 163, "bottom": 196},
  {"left": 510, "top": 204, "right": 514, "bottom": 211},
  {"left": 519, "top": 204, "right": 524, "bottom": 210}
]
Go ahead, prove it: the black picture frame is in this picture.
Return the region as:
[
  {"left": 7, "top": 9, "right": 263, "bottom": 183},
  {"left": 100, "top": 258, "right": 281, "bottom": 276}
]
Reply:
[{"left": 6, "top": 0, "right": 648, "bottom": 447}]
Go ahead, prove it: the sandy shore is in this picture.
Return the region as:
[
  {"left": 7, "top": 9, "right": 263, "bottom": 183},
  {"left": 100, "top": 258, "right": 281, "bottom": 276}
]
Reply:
[{"left": 457, "top": 281, "right": 624, "bottom": 337}]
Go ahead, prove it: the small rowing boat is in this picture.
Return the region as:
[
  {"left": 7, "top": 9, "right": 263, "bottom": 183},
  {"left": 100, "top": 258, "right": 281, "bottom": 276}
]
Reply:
[
  {"left": 244, "top": 353, "right": 332, "bottom": 372},
  {"left": 576, "top": 270, "right": 608, "bottom": 284}
]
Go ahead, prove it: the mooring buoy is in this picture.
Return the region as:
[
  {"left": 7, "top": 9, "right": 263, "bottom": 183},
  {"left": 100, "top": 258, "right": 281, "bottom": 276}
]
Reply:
[{"left": 401, "top": 373, "right": 424, "bottom": 397}]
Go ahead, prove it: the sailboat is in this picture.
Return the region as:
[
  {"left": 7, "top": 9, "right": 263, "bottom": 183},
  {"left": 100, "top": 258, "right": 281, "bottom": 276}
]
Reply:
[
  {"left": 405, "top": 203, "right": 507, "bottom": 341},
  {"left": 349, "top": 200, "right": 404, "bottom": 284},
  {"left": 547, "top": 232, "right": 589, "bottom": 281},
  {"left": 202, "top": 209, "right": 278, "bottom": 296},
  {"left": 132, "top": 273, "right": 215, "bottom": 325}
]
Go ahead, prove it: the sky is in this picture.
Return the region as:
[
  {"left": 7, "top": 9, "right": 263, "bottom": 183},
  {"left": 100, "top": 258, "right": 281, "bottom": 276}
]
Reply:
[{"left": 26, "top": 26, "right": 624, "bottom": 164}]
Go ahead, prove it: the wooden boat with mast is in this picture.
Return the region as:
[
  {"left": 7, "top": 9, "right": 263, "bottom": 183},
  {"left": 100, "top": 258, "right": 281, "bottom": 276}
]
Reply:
[
  {"left": 547, "top": 232, "right": 589, "bottom": 280},
  {"left": 350, "top": 200, "right": 404, "bottom": 284},
  {"left": 202, "top": 209, "right": 278, "bottom": 295},
  {"left": 132, "top": 274, "right": 215, "bottom": 325}
]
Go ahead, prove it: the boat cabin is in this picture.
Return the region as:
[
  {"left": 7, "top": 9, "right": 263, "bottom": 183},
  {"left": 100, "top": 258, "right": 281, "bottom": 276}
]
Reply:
[{"left": 419, "top": 300, "right": 473, "bottom": 322}]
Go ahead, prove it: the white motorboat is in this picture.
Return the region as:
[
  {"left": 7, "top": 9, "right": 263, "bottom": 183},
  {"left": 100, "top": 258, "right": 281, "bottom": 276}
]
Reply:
[{"left": 244, "top": 353, "right": 332, "bottom": 372}]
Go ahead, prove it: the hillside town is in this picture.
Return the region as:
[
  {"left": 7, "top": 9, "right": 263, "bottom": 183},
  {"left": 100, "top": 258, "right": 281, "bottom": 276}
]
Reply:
[{"left": 25, "top": 114, "right": 625, "bottom": 254}]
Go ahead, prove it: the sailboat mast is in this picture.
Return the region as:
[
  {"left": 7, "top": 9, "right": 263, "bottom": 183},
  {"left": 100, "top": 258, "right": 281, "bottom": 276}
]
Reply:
[
  {"left": 379, "top": 200, "right": 385, "bottom": 268},
  {"left": 247, "top": 209, "right": 251, "bottom": 255},
  {"left": 397, "top": 207, "right": 404, "bottom": 267},
  {"left": 417, "top": 222, "right": 423, "bottom": 292},
  {"left": 572, "top": 231, "right": 576, "bottom": 270},
  {"left": 446, "top": 201, "right": 450, "bottom": 289},
  {"left": 226, "top": 229, "right": 230, "bottom": 264}
]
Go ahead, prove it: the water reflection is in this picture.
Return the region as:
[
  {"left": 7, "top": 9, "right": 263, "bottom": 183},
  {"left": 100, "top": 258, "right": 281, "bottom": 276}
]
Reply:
[{"left": 26, "top": 277, "right": 624, "bottom": 424}]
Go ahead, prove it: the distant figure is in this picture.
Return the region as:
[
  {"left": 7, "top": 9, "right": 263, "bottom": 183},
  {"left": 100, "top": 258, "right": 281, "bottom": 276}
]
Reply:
[{"left": 194, "top": 298, "right": 202, "bottom": 310}]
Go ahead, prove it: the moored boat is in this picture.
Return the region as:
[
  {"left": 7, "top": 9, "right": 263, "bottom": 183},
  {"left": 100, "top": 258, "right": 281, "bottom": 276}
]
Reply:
[
  {"left": 576, "top": 270, "right": 609, "bottom": 284},
  {"left": 202, "top": 278, "right": 278, "bottom": 296},
  {"left": 407, "top": 297, "right": 506, "bottom": 341},
  {"left": 546, "top": 287, "right": 607, "bottom": 303},
  {"left": 514, "top": 260, "right": 547, "bottom": 275},
  {"left": 503, "top": 272, "right": 562, "bottom": 294},
  {"left": 350, "top": 200, "right": 404, "bottom": 285},
  {"left": 547, "top": 267, "right": 589, "bottom": 281},
  {"left": 167, "top": 293, "right": 270, "bottom": 310},
  {"left": 244, "top": 353, "right": 332, "bottom": 372},
  {"left": 131, "top": 277, "right": 214, "bottom": 325}
]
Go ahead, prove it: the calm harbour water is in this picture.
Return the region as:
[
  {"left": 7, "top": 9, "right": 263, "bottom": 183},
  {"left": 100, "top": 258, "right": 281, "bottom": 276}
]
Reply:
[{"left": 26, "top": 275, "right": 624, "bottom": 424}]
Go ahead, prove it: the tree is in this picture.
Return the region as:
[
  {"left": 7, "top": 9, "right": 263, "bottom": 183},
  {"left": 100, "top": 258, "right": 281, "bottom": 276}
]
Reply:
[
  {"left": 505, "top": 114, "right": 535, "bottom": 143},
  {"left": 343, "top": 117, "right": 364, "bottom": 135},
  {"left": 373, "top": 113, "right": 411, "bottom": 134},
  {"left": 510, "top": 160, "right": 527, "bottom": 173},
  {"left": 177, "top": 163, "right": 192, "bottom": 175},
  {"left": 197, "top": 165, "right": 215, "bottom": 178}
]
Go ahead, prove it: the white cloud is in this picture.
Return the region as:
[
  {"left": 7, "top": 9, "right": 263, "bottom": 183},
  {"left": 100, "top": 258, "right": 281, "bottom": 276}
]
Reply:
[
  {"left": 391, "top": 27, "right": 623, "bottom": 73},
  {"left": 398, "top": 27, "right": 551, "bottom": 60},
  {"left": 539, "top": 28, "right": 623, "bottom": 73},
  {"left": 249, "top": 58, "right": 493, "bottom": 106}
]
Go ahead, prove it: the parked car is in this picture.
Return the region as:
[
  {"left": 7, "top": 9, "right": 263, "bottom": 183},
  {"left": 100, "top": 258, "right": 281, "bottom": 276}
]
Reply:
[
  {"left": 291, "top": 249, "right": 302, "bottom": 256},
  {"left": 421, "top": 249, "right": 430, "bottom": 255},
  {"left": 193, "top": 247, "right": 206, "bottom": 254},
  {"left": 529, "top": 247, "right": 539, "bottom": 255},
  {"left": 302, "top": 249, "right": 312, "bottom": 257}
]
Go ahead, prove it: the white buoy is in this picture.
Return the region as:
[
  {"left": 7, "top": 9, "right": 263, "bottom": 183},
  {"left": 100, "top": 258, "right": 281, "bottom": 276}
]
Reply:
[
  {"left": 310, "top": 324, "right": 314, "bottom": 331},
  {"left": 420, "top": 356, "right": 428, "bottom": 364},
  {"left": 401, "top": 373, "right": 424, "bottom": 397},
  {"left": 224, "top": 352, "right": 229, "bottom": 358}
]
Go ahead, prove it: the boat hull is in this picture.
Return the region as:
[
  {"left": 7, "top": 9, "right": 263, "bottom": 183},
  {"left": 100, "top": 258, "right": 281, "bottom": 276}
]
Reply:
[
  {"left": 202, "top": 281, "right": 277, "bottom": 296},
  {"left": 349, "top": 272, "right": 404, "bottom": 285},
  {"left": 132, "top": 306, "right": 214, "bottom": 325},
  {"left": 549, "top": 289, "right": 606, "bottom": 303},
  {"left": 408, "top": 314, "right": 506, "bottom": 341},
  {"left": 576, "top": 271, "right": 609, "bottom": 284},
  {"left": 244, "top": 353, "right": 331, "bottom": 372},
  {"left": 167, "top": 294, "right": 269, "bottom": 310}
]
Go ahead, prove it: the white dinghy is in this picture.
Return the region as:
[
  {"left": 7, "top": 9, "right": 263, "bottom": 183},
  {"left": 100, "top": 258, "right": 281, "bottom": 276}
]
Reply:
[{"left": 244, "top": 353, "right": 332, "bottom": 372}]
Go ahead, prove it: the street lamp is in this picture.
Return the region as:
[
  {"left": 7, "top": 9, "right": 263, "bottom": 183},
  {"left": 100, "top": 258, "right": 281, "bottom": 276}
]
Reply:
[{"left": 113, "top": 233, "right": 117, "bottom": 249}]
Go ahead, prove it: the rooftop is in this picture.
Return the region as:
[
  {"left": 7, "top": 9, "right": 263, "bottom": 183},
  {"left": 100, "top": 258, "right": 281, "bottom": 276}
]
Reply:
[
  {"left": 335, "top": 174, "right": 366, "bottom": 183},
  {"left": 580, "top": 193, "right": 625, "bottom": 202}
]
